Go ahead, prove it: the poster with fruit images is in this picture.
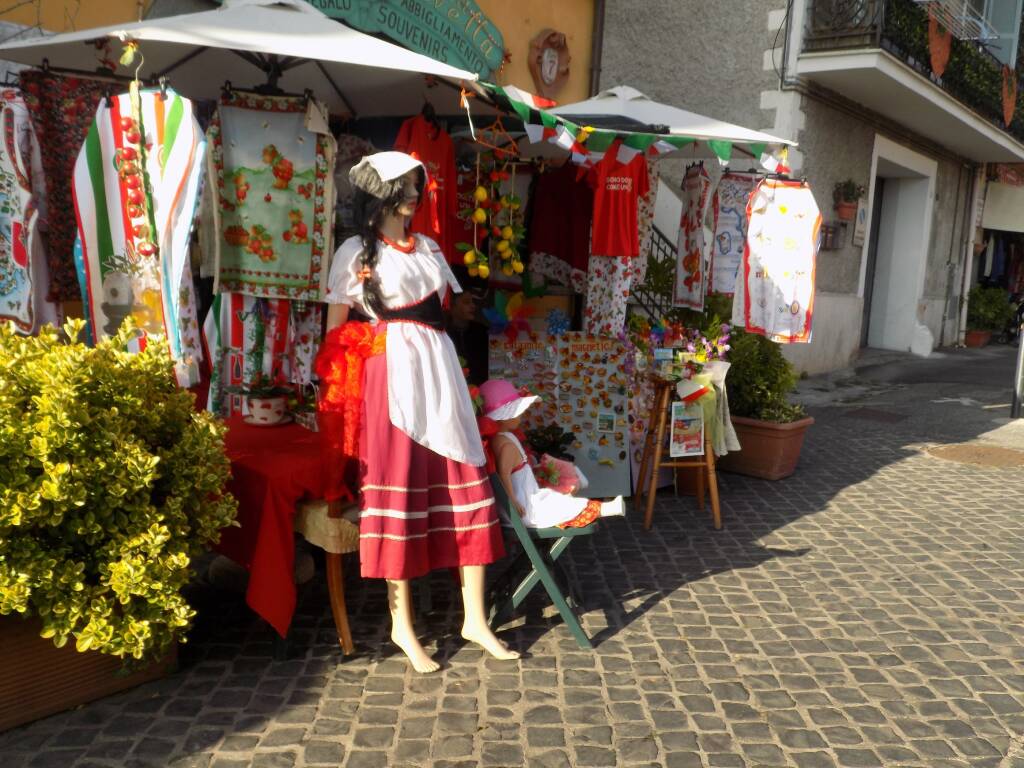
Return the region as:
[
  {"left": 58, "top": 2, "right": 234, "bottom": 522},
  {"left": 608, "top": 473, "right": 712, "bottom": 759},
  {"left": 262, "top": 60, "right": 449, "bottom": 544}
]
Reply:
[
  {"left": 209, "top": 93, "right": 335, "bottom": 301},
  {"left": 673, "top": 163, "right": 711, "bottom": 310},
  {"left": 489, "top": 332, "right": 631, "bottom": 498}
]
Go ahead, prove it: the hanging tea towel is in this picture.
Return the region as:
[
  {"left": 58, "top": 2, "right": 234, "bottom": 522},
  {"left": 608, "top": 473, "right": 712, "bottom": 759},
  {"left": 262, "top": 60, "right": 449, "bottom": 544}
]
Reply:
[
  {"left": 209, "top": 92, "right": 336, "bottom": 301},
  {"left": 72, "top": 85, "right": 206, "bottom": 386},
  {"left": 741, "top": 178, "right": 820, "bottom": 344}
]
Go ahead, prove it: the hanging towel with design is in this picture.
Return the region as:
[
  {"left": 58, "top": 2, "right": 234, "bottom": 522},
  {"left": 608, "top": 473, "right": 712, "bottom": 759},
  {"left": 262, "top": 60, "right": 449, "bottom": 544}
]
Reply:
[
  {"left": 673, "top": 163, "right": 710, "bottom": 310},
  {"left": 21, "top": 70, "right": 120, "bottom": 302},
  {"left": 202, "top": 292, "right": 321, "bottom": 417},
  {"left": 738, "top": 178, "right": 820, "bottom": 344},
  {"left": 209, "top": 93, "right": 336, "bottom": 301},
  {"left": 0, "top": 87, "right": 56, "bottom": 334},
  {"left": 72, "top": 86, "right": 206, "bottom": 386},
  {"left": 709, "top": 171, "right": 759, "bottom": 296}
]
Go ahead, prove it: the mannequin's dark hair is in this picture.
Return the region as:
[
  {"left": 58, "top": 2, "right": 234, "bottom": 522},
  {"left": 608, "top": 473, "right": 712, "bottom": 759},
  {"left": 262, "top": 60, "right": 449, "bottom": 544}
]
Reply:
[{"left": 351, "top": 167, "right": 425, "bottom": 316}]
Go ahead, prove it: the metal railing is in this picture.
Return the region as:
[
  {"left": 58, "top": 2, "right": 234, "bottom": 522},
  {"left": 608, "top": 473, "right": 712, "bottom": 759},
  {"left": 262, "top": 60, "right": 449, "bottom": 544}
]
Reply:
[
  {"left": 630, "top": 225, "right": 677, "bottom": 322},
  {"left": 803, "top": 0, "right": 1024, "bottom": 142}
]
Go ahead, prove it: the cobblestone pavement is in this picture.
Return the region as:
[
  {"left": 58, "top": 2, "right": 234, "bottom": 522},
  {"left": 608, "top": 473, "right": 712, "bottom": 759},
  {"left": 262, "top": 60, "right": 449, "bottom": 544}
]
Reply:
[{"left": 3, "top": 346, "right": 1024, "bottom": 768}]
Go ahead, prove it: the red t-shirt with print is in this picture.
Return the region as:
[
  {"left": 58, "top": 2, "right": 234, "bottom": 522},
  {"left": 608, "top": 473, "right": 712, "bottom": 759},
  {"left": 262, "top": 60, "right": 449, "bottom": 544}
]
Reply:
[
  {"left": 394, "top": 115, "right": 458, "bottom": 263},
  {"left": 590, "top": 147, "right": 649, "bottom": 258}
]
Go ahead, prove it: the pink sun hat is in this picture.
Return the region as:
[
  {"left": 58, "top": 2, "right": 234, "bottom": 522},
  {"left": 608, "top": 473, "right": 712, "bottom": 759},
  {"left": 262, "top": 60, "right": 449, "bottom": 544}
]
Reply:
[{"left": 480, "top": 379, "right": 540, "bottom": 421}]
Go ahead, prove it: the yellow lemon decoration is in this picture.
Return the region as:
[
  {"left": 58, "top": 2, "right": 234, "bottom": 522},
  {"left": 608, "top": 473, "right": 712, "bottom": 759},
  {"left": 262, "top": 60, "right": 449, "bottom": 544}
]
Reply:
[
  {"left": 463, "top": 250, "right": 476, "bottom": 265},
  {"left": 468, "top": 265, "right": 479, "bottom": 277},
  {"left": 473, "top": 186, "right": 489, "bottom": 202},
  {"left": 512, "top": 260, "right": 524, "bottom": 274},
  {"left": 496, "top": 239, "right": 510, "bottom": 253},
  {"left": 502, "top": 265, "right": 514, "bottom": 276},
  {"left": 471, "top": 208, "right": 488, "bottom": 224},
  {"left": 500, "top": 249, "right": 512, "bottom": 260},
  {"left": 501, "top": 226, "right": 514, "bottom": 240},
  {"left": 477, "top": 263, "right": 490, "bottom": 278}
]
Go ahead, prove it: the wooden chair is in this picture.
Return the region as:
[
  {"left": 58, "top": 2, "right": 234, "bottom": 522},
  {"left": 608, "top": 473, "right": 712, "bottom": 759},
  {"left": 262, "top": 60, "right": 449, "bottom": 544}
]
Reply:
[
  {"left": 486, "top": 477, "right": 597, "bottom": 649},
  {"left": 635, "top": 374, "right": 722, "bottom": 531}
]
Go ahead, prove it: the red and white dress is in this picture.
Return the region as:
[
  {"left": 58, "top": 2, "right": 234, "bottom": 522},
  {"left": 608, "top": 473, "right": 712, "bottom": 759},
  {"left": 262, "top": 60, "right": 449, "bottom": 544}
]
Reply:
[{"left": 325, "top": 233, "right": 504, "bottom": 579}]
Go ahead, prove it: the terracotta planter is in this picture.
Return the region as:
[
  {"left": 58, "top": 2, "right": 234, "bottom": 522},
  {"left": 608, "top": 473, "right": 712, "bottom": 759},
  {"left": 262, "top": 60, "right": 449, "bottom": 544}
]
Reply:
[
  {"left": 834, "top": 200, "right": 858, "bottom": 221},
  {"left": 964, "top": 329, "right": 992, "bottom": 348},
  {"left": 0, "top": 614, "right": 176, "bottom": 733},
  {"left": 717, "top": 415, "right": 815, "bottom": 481}
]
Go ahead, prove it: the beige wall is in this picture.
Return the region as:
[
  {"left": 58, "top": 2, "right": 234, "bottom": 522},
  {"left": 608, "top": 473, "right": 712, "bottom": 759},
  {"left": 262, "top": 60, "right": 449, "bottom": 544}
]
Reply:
[
  {"left": 479, "top": 0, "right": 594, "bottom": 104},
  {"left": 0, "top": 0, "right": 140, "bottom": 31}
]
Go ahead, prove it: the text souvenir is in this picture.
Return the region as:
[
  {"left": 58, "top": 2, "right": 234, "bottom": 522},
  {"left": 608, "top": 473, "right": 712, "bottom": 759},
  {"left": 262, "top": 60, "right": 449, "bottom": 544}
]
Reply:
[
  {"left": 209, "top": 93, "right": 335, "bottom": 301},
  {"left": 489, "top": 332, "right": 631, "bottom": 498},
  {"left": 72, "top": 86, "right": 205, "bottom": 386},
  {"left": 740, "top": 178, "right": 820, "bottom": 344},
  {"left": 674, "top": 163, "right": 710, "bottom": 310},
  {"left": 710, "top": 171, "right": 759, "bottom": 296},
  {"left": 0, "top": 88, "right": 45, "bottom": 333}
]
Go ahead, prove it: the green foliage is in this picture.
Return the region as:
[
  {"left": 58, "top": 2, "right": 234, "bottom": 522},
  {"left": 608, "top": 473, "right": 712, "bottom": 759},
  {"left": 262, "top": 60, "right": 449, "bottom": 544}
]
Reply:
[
  {"left": 967, "top": 285, "right": 1015, "bottom": 331},
  {"left": 0, "top": 319, "right": 237, "bottom": 661},
  {"left": 525, "top": 423, "right": 576, "bottom": 461},
  {"left": 884, "top": 0, "right": 1024, "bottom": 139},
  {"left": 832, "top": 179, "right": 865, "bottom": 204},
  {"left": 726, "top": 330, "right": 806, "bottom": 423}
]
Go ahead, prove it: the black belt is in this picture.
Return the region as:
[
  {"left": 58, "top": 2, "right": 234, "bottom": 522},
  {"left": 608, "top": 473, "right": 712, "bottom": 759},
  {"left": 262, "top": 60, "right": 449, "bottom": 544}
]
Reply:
[{"left": 378, "top": 292, "right": 445, "bottom": 331}]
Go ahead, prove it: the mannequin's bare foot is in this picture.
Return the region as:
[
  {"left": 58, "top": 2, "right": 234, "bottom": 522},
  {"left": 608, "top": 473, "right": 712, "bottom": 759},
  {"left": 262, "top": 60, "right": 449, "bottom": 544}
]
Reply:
[
  {"left": 391, "top": 626, "right": 440, "bottom": 673},
  {"left": 461, "top": 619, "right": 521, "bottom": 661}
]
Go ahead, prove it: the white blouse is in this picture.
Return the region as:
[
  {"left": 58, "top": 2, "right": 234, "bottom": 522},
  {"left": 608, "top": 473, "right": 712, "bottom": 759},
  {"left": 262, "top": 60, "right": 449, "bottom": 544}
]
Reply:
[{"left": 325, "top": 235, "right": 486, "bottom": 467}]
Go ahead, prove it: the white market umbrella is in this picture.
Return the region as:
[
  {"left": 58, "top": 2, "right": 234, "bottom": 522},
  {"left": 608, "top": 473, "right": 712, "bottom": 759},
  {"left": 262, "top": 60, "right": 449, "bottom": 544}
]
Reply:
[
  {"left": 0, "top": 0, "right": 478, "bottom": 116},
  {"left": 546, "top": 85, "right": 795, "bottom": 162}
]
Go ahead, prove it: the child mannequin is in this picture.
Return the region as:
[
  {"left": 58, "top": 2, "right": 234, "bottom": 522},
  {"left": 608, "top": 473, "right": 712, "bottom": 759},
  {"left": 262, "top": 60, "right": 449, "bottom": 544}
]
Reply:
[{"left": 481, "top": 379, "right": 625, "bottom": 528}]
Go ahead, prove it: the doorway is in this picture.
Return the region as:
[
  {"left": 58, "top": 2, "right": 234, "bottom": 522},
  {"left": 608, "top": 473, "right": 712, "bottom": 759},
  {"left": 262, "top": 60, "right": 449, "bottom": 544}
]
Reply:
[{"left": 858, "top": 137, "right": 937, "bottom": 351}]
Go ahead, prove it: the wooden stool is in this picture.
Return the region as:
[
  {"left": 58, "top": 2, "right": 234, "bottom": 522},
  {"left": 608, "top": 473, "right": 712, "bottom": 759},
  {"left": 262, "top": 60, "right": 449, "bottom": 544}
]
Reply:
[
  {"left": 324, "top": 499, "right": 357, "bottom": 655},
  {"left": 636, "top": 374, "right": 722, "bottom": 531}
]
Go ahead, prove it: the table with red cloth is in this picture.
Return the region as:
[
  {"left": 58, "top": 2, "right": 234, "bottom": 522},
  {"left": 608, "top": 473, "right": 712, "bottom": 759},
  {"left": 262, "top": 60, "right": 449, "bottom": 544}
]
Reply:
[{"left": 217, "top": 416, "right": 351, "bottom": 637}]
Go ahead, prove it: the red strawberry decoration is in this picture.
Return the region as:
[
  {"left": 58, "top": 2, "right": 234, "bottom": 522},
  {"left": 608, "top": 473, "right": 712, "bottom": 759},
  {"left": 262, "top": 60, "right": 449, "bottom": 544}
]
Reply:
[
  {"left": 264, "top": 193, "right": 272, "bottom": 203},
  {"left": 119, "top": 116, "right": 135, "bottom": 132},
  {"left": 136, "top": 241, "right": 157, "bottom": 257},
  {"left": 127, "top": 204, "right": 143, "bottom": 219},
  {"left": 132, "top": 223, "right": 149, "bottom": 239},
  {"left": 124, "top": 175, "right": 141, "bottom": 190},
  {"left": 127, "top": 189, "right": 144, "bottom": 206},
  {"left": 125, "top": 129, "right": 141, "bottom": 144}
]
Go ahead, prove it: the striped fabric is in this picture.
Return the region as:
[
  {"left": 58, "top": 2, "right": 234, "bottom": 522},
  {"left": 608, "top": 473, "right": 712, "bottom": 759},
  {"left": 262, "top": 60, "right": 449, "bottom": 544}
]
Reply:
[
  {"left": 72, "top": 86, "right": 205, "bottom": 386},
  {"left": 202, "top": 292, "right": 322, "bottom": 416},
  {"left": 358, "top": 350, "right": 504, "bottom": 580}
]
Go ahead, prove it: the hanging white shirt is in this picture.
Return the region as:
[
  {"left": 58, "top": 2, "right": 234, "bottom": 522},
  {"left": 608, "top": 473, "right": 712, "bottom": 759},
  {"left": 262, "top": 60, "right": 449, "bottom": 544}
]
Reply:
[{"left": 325, "top": 234, "right": 486, "bottom": 467}]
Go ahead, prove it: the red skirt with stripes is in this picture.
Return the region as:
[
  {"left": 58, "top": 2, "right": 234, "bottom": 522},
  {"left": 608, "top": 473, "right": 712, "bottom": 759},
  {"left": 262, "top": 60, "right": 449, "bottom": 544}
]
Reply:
[{"left": 358, "top": 345, "right": 505, "bottom": 580}]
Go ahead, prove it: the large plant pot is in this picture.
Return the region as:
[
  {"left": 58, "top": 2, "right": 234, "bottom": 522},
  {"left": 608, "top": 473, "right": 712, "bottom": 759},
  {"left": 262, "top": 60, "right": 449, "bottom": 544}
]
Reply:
[
  {"left": 964, "top": 329, "right": 992, "bottom": 348},
  {"left": 717, "top": 415, "right": 815, "bottom": 481},
  {"left": 0, "top": 614, "right": 176, "bottom": 733}
]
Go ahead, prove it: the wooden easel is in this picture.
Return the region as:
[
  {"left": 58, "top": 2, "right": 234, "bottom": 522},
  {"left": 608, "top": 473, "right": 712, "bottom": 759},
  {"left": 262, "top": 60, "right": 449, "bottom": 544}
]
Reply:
[{"left": 636, "top": 374, "right": 722, "bottom": 531}]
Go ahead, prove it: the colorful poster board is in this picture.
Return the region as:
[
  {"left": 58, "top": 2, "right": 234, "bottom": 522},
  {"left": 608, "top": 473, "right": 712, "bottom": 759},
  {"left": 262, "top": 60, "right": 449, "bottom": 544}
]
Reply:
[
  {"left": 669, "top": 401, "right": 704, "bottom": 458},
  {"left": 489, "top": 332, "right": 631, "bottom": 498}
]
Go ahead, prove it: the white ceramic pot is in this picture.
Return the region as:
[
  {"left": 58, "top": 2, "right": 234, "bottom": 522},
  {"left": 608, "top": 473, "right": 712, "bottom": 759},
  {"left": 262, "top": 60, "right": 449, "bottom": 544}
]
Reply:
[{"left": 247, "top": 395, "right": 287, "bottom": 425}]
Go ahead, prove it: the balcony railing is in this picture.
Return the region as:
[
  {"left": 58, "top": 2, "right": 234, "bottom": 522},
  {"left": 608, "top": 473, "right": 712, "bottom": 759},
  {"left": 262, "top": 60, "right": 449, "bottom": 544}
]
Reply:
[{"left": 804, "top": 0, "right": 1024, "bottom": 143}]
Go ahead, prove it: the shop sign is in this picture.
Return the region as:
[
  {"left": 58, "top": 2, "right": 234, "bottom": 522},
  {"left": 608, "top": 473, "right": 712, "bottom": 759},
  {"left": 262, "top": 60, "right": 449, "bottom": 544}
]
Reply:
[{"left": 304, "top": 0, "right": 505, "bottom": 79}]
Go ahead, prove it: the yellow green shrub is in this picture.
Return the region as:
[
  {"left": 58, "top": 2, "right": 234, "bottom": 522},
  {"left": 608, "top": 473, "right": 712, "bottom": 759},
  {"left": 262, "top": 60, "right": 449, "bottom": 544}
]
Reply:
[{"left": 0, "top": 319, "right": 237, "bottom": 660}]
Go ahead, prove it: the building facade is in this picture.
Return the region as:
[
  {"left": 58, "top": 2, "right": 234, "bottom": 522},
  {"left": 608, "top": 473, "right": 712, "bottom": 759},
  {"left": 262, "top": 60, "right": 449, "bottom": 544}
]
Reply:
[{"left": 602, "top": 0, "right": 1024, "bottom": 373}]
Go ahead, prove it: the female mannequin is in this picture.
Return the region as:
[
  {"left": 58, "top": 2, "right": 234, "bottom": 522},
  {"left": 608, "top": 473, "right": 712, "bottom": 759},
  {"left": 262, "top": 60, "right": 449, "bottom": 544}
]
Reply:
[{"left": 323, "top": 151, "right": 518, "bottom": 672}]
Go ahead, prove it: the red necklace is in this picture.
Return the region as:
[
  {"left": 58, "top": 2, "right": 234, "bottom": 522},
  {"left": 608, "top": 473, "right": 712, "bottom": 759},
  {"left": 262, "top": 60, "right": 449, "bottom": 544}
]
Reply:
[{"left": 378, "top": 233, "right": 416, "bottom": 253}]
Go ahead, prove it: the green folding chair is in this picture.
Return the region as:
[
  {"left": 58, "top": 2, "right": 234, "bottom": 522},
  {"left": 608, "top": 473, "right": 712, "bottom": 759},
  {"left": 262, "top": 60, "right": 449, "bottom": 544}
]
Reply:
[{"left": 487, "top": 476, "right": 597, "bottom": 649}]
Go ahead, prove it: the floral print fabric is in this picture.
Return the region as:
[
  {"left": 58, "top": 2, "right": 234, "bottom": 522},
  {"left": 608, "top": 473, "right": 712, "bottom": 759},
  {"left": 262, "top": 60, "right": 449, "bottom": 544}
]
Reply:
[
  {"left": 21, "top": 70, "right": 120, "bottom": 302},
  {"left": 583, "top": 254, "right": 634, "bottom": 337}
]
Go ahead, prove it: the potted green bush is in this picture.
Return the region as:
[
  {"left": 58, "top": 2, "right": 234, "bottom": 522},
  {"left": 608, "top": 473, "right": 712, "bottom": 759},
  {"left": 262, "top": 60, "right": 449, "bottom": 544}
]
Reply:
[
  {"left": 965, "top": 285, "right": 1013, "bottom": 347},
  {"left": 0, "top": 320, "right": 237, "bottom": 731},
  {"left": 832, "top": 179, "right": 865, "bottom": 222},
  {"left": 717, "top": 330, "right": 814, "bottom": 480}
]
